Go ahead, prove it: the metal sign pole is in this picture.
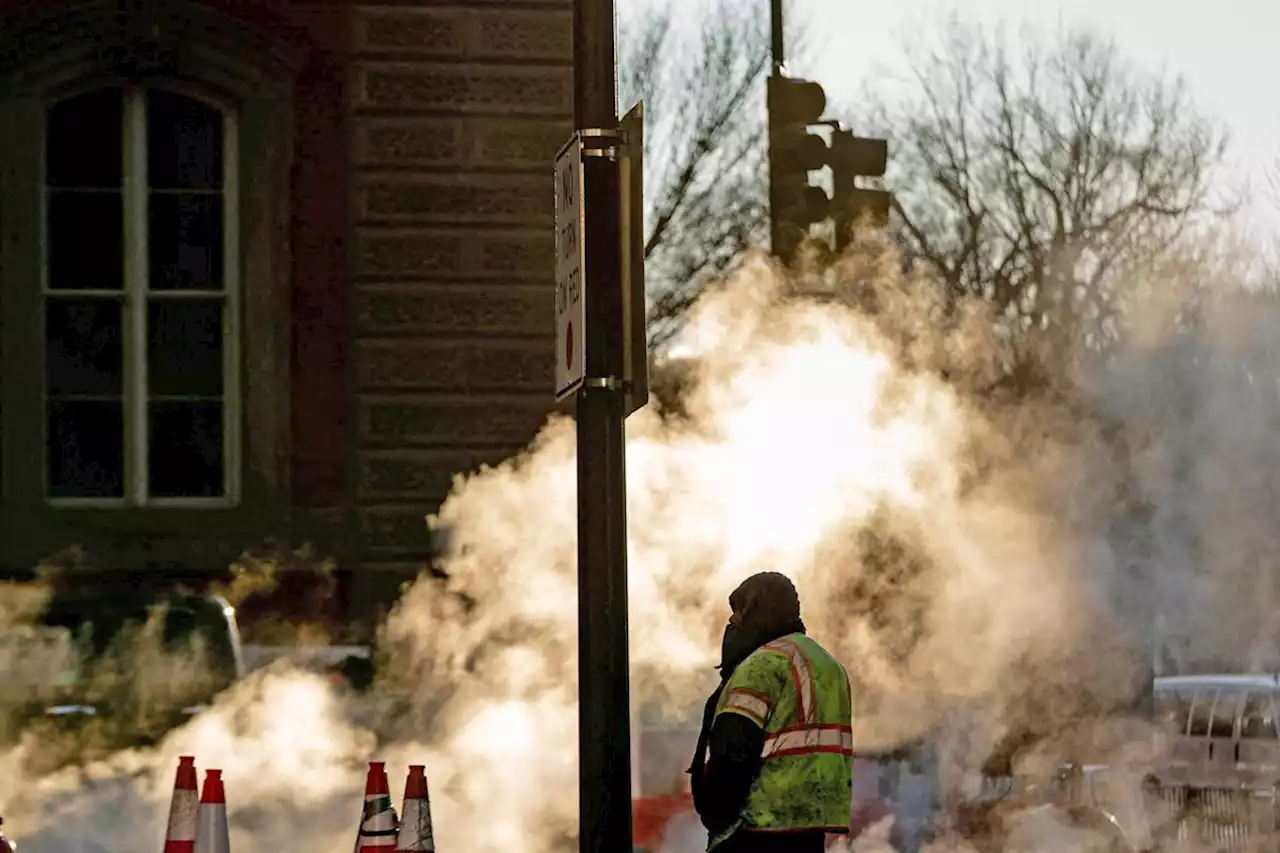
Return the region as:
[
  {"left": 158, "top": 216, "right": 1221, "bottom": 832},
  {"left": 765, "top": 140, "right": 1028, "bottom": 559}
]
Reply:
[{"left": 572, "top": 2, "right": 633, "bottom": 853}]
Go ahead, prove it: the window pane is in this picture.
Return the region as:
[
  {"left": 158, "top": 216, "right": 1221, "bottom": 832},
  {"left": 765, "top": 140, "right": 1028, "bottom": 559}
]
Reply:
[
  {"left": 46, "top": 298, "right": 123, "bottom": 395},
  {"left": 1209, "top": 690, "right": 1238, "bottom": 737},
  {"left": 147, "top": 300, "right": 223, "bottom": 397},
  {"left": 1155, "top": 689, "right": 1194, "bottom": 735},
  {"left": 1241, "top": 693, "right": 1278, "bottom": 739},
  {"left": 148, "top": 194, "right": 223, "bottom": 290},
  {"left": 1188, "top": 692, "right": 1215, "bottom": 736},
  {"left": 47, "top": 89, "right": 123, "bottom": 189},
  {"left": 47, "top": 192, "right": 124, "bottom": 291},
  {"left": 147, "top": 90, "right": 223, "bottom": 191},
  {"left": 47, "top": 400, "right": 125, "bottom": 498},
  {"left": 149, "top": 401, "right": 223, "bottom": 498}
]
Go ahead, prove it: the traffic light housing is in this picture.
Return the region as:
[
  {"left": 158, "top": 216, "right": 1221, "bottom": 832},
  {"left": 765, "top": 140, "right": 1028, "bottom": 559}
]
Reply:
[
  {"left": 830, "top": 130, "right": 893, "bottom": 249},
  {"left": 767, "top": 75, "right": 830, "bottom": 261}
]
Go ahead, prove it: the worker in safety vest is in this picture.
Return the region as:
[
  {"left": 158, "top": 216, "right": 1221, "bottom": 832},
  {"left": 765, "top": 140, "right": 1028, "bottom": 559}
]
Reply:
[{"left": 688, "top": 571, "right": 853, "bottom": 853}]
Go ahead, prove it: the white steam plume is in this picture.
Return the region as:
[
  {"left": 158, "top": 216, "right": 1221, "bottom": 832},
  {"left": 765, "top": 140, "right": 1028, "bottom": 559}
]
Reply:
[
  {"left": 1092, "top": 280, "right": 1280, "bottom": 673},
  {"left": 7, "top": 237, "right": 1280, "bottom": 853}
]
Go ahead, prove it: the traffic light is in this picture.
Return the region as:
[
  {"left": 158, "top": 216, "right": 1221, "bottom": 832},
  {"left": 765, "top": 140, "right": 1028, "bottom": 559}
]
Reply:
[
  {"left": 767, "top": 75, "right": 831, "bottom": 262},
  {"left": 830, "top": 130, "right": 893, "bottom": 250}
]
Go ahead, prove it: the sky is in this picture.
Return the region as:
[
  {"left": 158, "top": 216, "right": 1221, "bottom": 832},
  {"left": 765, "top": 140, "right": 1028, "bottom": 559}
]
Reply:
[
  {"left": 794, "top": 0, "right": 1280, "bottom": 227},
  {"left": 622, "top": 0, "right": 1280, "bottom": 231}
]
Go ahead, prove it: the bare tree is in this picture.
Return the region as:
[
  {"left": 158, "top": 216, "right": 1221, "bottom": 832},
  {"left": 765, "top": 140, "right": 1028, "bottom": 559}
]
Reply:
[
  {"left": 859, "top": 16, "right": 1229, "bottom": 371},
  {"left": 619, "top": 0, "right": 773, "bottom": 348},
  {"left": 1258, "top": 155, "right": 1280, "bottom": 287}
]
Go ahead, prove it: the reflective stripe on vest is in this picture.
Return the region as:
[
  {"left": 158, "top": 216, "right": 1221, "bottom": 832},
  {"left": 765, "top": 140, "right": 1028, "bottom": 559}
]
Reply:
[
  {"left": 762, "top": 723, "right": 854, "bottom": 759},
  {"left": 762, "top": 637, "right": 818, "bottom": 725},
  {"left": 723, "top": 688, "right": 772, "bottom": 727}
]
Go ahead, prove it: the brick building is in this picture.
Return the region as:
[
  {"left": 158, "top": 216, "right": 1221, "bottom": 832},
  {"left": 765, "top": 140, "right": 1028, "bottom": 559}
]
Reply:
[{"left": 0, "top": 0, "right": 567, "bottom": 619}]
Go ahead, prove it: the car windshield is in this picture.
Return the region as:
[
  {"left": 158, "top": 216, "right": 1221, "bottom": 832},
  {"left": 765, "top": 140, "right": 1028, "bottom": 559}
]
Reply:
[{"left": 24, "top": 594, "right": 239, "bottom": 703}]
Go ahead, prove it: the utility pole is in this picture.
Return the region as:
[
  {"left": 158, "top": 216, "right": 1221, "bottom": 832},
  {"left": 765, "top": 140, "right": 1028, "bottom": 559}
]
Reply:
[
  {"left": 770, "top": 0, "right": 784, "bottom": 73},
  {"left": 570, "top": 3, "right": 633, "bottom": 853},
  {"left": 768, "top": 0, "right": 783, "bottom": 254}
]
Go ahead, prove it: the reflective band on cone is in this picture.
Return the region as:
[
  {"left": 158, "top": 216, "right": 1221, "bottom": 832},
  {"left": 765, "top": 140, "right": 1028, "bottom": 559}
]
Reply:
[
  {"left": 163, "top": 756, "right": 199, "bottom": 853},
  {"left": 194, "top": 770, "right": 230, "bottom": 853},
  {"left": 396, "top": 765, "right": 435, "bottom": 852},
  {"left": 356, "top": 761, "right": 399, "bottom": 852}
]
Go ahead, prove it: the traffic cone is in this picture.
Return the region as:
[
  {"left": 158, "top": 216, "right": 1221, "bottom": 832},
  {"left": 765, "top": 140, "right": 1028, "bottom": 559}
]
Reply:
[
  {"left": 355, "top": 761, "right": 399, "bottom": 852},
  {"left": 194, "top": 769, "right": 230, "bottom": 853},
  {"left": 395, "top": 765, "right": 435, "bottom": 852},
  {"left": 162, "top": 756, "right": 199, "bottom": 853}
]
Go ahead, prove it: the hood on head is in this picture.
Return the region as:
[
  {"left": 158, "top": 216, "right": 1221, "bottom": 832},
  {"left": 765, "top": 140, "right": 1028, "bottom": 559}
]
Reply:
[{"left": 729, "top": 571, "right": 802, "bottom": 636}]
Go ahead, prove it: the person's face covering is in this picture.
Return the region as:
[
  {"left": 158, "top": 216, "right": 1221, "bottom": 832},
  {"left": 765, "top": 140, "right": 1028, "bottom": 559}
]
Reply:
[{"left": 718, "top": 602, "right": 753, "bottom": 671}]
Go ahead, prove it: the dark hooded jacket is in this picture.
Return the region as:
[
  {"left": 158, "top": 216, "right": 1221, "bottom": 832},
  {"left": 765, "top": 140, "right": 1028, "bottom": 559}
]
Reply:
[{"left": 688, "top": 572, "right": 807, "bottom": 839}]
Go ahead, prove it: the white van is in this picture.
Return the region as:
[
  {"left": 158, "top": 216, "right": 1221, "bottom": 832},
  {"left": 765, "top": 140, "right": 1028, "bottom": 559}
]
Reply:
[{"left": 1148, "top": 674, "right": 1280, "bottom": 849}]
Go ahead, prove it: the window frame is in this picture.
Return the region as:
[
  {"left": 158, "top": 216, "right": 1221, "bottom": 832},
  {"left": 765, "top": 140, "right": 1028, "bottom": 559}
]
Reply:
[{"left": 41, "top": 80, "right": 243, "bottom": 509}]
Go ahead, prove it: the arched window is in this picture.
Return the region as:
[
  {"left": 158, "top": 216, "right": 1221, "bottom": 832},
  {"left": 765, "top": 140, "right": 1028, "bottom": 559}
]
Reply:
[
  {"left": 43, "top": 84, "right": 239, "bottom": 504},
  {"left": 0, "top": 0, "right": 300, "bottom": 567}
]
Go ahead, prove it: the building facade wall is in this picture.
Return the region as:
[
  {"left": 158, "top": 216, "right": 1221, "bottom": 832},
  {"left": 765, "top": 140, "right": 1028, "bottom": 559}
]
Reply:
[
  {"left": 347, "top": 0, "right": 568, "bottom": 590},
  {"left": 0, "top": 0, "right": 569, "bottom": 608}
]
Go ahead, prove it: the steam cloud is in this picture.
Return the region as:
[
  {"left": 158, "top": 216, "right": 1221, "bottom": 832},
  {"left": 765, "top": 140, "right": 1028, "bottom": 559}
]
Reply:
[{"left": 6, "top": 235, "right": 1280, "bottom": 853}]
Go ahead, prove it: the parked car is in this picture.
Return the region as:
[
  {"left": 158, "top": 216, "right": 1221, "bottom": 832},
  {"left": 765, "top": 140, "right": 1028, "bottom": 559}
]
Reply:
[{"left": 3, "top": 590, "right": 245, "bottom": 773}]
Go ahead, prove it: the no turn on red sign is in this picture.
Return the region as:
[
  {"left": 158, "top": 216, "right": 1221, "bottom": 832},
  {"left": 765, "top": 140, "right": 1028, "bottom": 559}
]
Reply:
[{"left": 555, "top": 134, "right": 586, "bottom": 401}]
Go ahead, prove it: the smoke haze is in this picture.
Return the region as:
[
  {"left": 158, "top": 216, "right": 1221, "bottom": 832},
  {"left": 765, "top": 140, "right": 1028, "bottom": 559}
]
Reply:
[{"left": 6, "top": 234, "right": 1280, "bottom": 853}]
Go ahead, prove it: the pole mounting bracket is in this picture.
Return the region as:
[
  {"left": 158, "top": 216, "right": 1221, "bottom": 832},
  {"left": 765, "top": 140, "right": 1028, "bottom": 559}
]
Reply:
[
  {"left": 577, "top": 127, "right": 627, "bottom": 160},
  {"left": 584, "top": 377, "right": 627, "bottom": 392}
]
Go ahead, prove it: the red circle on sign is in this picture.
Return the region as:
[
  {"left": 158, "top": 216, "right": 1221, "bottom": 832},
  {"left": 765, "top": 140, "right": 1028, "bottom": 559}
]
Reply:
[{"left": 565, "top": 321, "right": 574, "bottom": 370}]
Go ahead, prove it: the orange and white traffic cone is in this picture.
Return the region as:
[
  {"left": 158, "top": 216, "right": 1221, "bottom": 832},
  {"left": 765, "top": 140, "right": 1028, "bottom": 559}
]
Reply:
[
  {"left": 162, "top": 756, "right": 199, "bottom": 853},
  {"left": 355, "top": 761, "right": 399, "bottom": 852},
  {"left": 395, "top": 765, "right": 435, "bottom": 852},
  {"left": 194, "top": 769, "right": 231, "bottom": 853}
]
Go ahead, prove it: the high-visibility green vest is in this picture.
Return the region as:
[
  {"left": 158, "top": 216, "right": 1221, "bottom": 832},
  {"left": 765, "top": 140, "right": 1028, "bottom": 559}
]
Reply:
[{"left": 709, "top": 632, "right": 852, "bottom": 848}]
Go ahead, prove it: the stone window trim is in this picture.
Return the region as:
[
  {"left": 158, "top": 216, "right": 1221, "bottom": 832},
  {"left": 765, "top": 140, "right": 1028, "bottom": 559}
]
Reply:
[{"left": 0, "top": 0, "right": 300, "bottom": 559}]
